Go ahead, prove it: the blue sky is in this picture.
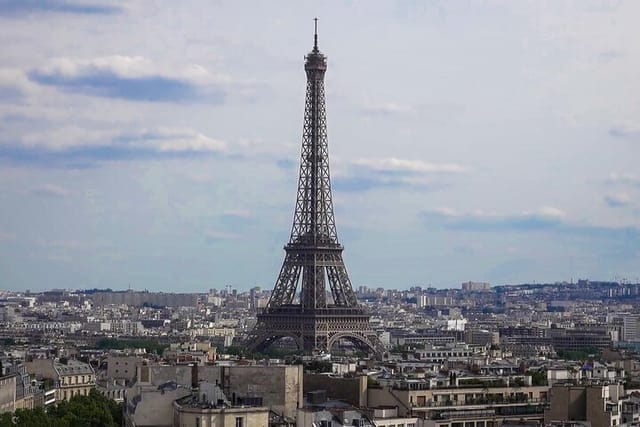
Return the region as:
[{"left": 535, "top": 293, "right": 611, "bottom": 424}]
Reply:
[{"left": 0, "top": 1, "right": 639, "bottom": 292}]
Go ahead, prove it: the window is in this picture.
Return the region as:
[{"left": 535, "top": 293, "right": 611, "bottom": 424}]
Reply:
[
  {"left": 195, "top": 417, "right": 200, "bottom": 427},
  {"left": 235, "top": 417, "right": 243, "bottom": 427}
]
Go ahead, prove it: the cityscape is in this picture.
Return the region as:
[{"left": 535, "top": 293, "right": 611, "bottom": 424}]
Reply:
[
  {"left": 1, "top": 2, "right": 639, "bottom": 427},
  {"left": 4, "top": 279, "right": 640, "bottom": 426}
]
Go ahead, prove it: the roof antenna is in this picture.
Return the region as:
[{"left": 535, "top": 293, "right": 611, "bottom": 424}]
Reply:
[{"left": 313, "top": 17, "right": 318, "bottom": 51}]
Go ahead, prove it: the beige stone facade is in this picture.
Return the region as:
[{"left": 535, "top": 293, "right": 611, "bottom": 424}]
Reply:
[
  {"left": 173, "top": 402, "right": 269, "bottom": 427},
  {"left": 137, "top": 364, "right": 303, "bottom": 420},
  {"left": 26, "top": 358, "right": 95, "bottom": 402},
  {"left": 0, "top": 375, "right": 17, "bottom": 414},
  {"left": 368, "top": 385, "right": 549, "bottom": 416},
  {"left": 544, "top": 383, "right": 623, "bottom": 427}
]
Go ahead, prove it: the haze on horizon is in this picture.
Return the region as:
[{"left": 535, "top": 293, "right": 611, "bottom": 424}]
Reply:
[{"left": 0, "top": 1, "right": 639, "bottom": 292}]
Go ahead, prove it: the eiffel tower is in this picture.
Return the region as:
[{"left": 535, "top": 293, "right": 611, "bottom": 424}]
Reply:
[{"left": 245, "top": 22, "right": 384, "bottom": 357}]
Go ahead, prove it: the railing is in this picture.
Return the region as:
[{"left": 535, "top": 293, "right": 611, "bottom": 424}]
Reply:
[
  {"left": 429, "top": 403, "right": 546, "bottom": 420},
  {"left": 393, "top": 382, "right": 538, "bottom": 391},
  {"left": 431, "top": 409, "right": 495, "bottom": 420},
  {"left": 412, "top": 398, "right": 549, "bottom": 409},
  {"left": 260, "top": 306, "right": 368, "bottom": 316}
]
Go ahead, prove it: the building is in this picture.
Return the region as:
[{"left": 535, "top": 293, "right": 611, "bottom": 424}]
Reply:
[
  {"left": 461, "top": 282, "right": 491, "bottom": 292},
  {"left": 172, "top": 382, "right": 269, "bottom": 427},
  {"left": 544, "top": 383, "right": 624, "bottom": 427},
  {"left": 622, "top": 316, "right": 640, "bottom": 342},
  {"left": 465, "top": 329, "right": 499, "bottom": 346},
  {"left": 3, "top": 362, "right": 44, "bottom": 410},
  {"left": 90, "top": 290, "right": 198, "bottom": 307},
  {"left": 414, "top": 344, "right": 482, "bottom": 363},
  {"left": 26, "top": 358, "right": 95, "bottom": 402},
  {"left": 417, "top": 296, "right": 455, "bottom": 308},
  {"left": 0, "top": 374, "right": 16, "bottom": 413},
  {"left": 163, "top": 342, "right": 217, "bottom": 365},
  {"left": 297, "top": 391, "right": 374, "bottom": 427},
  {"left": 126, "top": 381, "right": 191, "bottom": 427},
  {"left": 106, "top": 355, "right": 140, "bottom": 382},
  {"left": 370, "top": 406, "right": 420, "bottom": 427},
  {"left": 369, "top": 378, "right": 549, "bottom": 425},
  {"left": 130, "top": 364, "right": 303, "bottom": 422},
  {"left": 549, "top": 328, "right": 612, "bottom": 352}
]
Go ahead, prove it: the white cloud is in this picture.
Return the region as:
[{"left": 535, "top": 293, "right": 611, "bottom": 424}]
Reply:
[
  {"left": 35, "top": 238, "right": 84, "bottom": 249},
  {"left": 531, "top": 206, "right": 567, "bottom": 219},
  {"left": 605, "top": 192, "right": 632, "bottom": 208},
  {"left": 137, "top": 127, "right": 227, "bottom": 153},
  {"left": 22, "top": 126, "right": 111, "bottom": 150},
  {"left": 469, "top": 210, "right": 503, "bottom": 218},
  {"left": 30, "top": 183, "right": 72, "bottom": 198},
  {"left": 0, "top": 68, "right": 42, "bottom": 97},
  {"left": 353, "top": 157, "right": 468, "bottom": 174},
  {"left": 610, "top": 123, "right": 640, "bottom": 139},
  {"left": 425, "top": 206, "right": 460, "bottom": 217},
  {"left": 608, "top": 172, "right": 640, "bottom": 186},
  {"left": 32, "top": 55, "right": 231, "bottom": 86},
  {"left": 362, "top": 102, "right": 414, "bottom": 115},
  {"left": 222, "top": 209, "right": 253, "bottom": 219},
  {"left": 0, "top": 231, "right": 16, "bottom": 241},
  {"left": 204, "top": 230, "right": 242, "bottom": 241},
  {"left": 426, "top": 206, "right": 567, "bottom": 220},
  {"left": 16, "top": 126, "right": 227, "bottom": 154}
]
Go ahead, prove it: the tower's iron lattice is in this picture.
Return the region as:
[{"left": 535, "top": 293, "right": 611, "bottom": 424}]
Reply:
[{"left": 245, "top": 24, "right": 384, "bottom": 357}]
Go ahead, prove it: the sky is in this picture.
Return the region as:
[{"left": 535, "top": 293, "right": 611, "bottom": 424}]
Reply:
[{"left": 0, "top": 1, "right": 639, "bottom": 292}]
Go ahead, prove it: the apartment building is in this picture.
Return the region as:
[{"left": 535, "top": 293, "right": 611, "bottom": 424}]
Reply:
[
  {"left": 0, "top": 374, "right": 16, "bottom": 413},
  {"left": 26, "top": 358, "right": 95, "bottom": 402},
  {"left": 369, "top": 379, "right": 549, "bottom": 427},
  {"left": 544, "top": 383, "right": 624, "bottom": 427}
]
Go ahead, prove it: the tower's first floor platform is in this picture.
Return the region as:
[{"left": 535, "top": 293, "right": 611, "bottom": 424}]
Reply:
[{"left": 245, "top": 305, "right": 385, "bottom": 357}]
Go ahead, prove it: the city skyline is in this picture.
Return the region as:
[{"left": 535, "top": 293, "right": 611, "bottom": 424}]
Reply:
[{"left": 1, "top": 1, "right": 639, "bottom": 292}]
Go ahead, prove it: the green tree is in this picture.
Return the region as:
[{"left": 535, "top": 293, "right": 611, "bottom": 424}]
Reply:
[
  {"left": 0, "top": 390, "right": 122, "bottom": 427},
  {"left": 529, "top": 370, "right": 548, "bottom": 386}
]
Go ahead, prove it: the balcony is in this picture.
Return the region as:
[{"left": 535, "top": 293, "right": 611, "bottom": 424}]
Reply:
[
  {"left": 412, "top": 397, "right": 549, "bottom": 410},
  {"left": 427, "top": 403, "right": 546, "bottom": 420}
]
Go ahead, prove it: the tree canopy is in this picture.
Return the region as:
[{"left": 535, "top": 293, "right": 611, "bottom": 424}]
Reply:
[{"left": 0, "top": 389, "right": 122, "bottom": 427}]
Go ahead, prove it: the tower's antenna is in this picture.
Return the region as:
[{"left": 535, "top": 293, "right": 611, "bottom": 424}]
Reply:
[{"left": 314, "top": 17, "right": 318, "bottom": 50}]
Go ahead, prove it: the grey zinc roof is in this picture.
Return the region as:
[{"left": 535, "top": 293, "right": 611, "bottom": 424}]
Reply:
[{"left": 54, "top": 359, "right": 94, "bottom": 375}]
